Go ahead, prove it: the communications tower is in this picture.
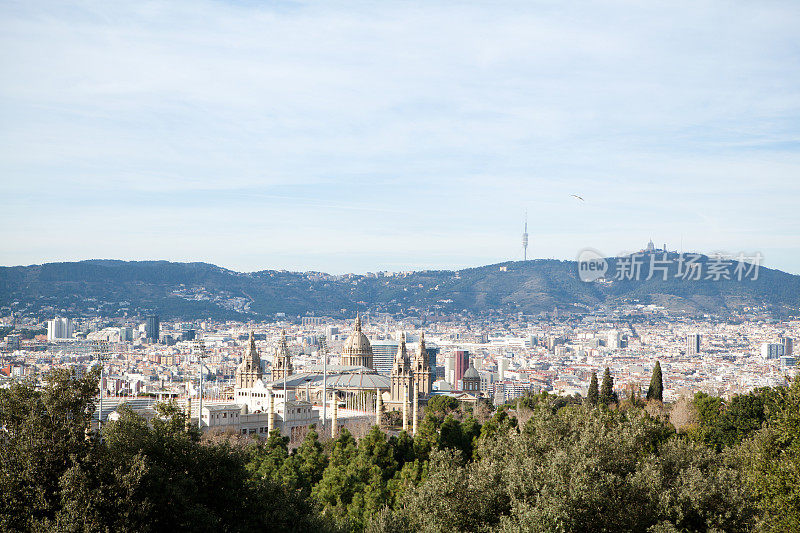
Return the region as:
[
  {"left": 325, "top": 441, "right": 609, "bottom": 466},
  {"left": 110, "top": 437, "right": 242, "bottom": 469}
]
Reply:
[{"left": 522, "top": 211, "right": 529, "bottom": 261}]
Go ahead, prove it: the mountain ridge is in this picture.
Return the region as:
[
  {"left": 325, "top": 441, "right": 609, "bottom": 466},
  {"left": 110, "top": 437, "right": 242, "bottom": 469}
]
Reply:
[{"left": 1, "top": 256, "right": 798, "bottom": 320}]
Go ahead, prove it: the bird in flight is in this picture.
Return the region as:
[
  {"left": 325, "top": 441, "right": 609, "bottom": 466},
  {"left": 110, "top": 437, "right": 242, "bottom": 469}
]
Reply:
[{"left": 571, "top": 194, "right": 585, "bottom": 201}]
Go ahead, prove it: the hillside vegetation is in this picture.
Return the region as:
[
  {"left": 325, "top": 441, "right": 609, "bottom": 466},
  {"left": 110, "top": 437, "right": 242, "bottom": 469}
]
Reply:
[{"left": 2, "top": 256, "right": 799, "bottom": 319}]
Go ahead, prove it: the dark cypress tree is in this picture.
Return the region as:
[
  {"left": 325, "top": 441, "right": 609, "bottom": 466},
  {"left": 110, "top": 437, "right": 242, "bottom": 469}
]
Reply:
[
  {"left": 647, "top": 361, "right": 663, "bottom": 402},
  {"left": 599, "top": 367, "right": 615, "bottom": 406},
  {"left": 587, "top": 371, "right": 599, "bottom": 406}
]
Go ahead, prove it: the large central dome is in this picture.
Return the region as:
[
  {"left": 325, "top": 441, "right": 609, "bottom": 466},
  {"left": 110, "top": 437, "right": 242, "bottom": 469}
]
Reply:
[{"left": 341, "top": 314, "right": 373, "bottom": 369}]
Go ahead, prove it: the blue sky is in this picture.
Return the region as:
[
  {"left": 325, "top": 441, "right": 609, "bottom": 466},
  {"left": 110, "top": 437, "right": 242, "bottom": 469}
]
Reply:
[{"left": 1, "top": 0, "right": 799, "bottom": 274}]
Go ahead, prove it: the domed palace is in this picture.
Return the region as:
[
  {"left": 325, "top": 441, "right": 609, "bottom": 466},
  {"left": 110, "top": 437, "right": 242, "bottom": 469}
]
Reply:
[
  {"left": 226, "top": 315, "right": 434, "bottom": 441},
  {"left": 340, "top": 314, "right": 373, "bottom": 369}
]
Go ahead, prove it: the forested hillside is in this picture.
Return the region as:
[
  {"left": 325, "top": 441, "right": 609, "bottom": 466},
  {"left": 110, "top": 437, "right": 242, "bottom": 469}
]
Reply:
[{"left": 2, "top": 256, "right": 799, "bottom": 319}]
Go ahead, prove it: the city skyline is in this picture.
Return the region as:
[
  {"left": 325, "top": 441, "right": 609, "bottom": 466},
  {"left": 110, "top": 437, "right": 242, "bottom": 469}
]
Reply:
[{"left": 2, "top": 1, "right": 800, "bottom": 275}]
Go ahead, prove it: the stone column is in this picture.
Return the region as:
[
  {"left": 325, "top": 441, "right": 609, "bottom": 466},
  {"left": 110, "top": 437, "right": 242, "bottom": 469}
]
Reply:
[
  {"left": 402, "top": 383, "right": 408, "bottom": 432},
  {"left": 412, "top": 381, "right": 419, "bottom": 436},
  {"left": 268, "top": 392, "right": 275, "bottom": 433},
  {"left": 331, "top": 394, "right": 338, "bottom": 439},
  {"left": 375, "top": 389, "right": 382, "bottom": 428}
]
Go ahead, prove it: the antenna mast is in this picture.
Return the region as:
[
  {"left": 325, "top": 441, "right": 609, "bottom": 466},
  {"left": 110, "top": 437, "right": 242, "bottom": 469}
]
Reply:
[{"left": 522, "top": 210, "right": 529, "bottom": 261}]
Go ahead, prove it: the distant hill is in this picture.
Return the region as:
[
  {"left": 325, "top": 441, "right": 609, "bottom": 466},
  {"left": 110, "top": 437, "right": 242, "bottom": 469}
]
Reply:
[{"left": 1, "top": 256, "right": 798, "bottom": 320}]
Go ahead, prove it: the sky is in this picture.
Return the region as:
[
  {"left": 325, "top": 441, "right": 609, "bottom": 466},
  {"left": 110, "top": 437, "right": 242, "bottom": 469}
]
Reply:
[{"left": 1, "top": 0, "right": 799, "bottom": 274}]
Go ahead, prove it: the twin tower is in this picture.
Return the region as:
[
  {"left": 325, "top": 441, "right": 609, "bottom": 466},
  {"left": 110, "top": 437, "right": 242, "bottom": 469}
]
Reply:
[
  {"left": 235, "top": 314, "right": 433, "bottom": 409},
  {"left": 234, "top": 329, "right": 291, "bottom": 389},
  {"left": 341, "top": 313, "right": 432, "bottom": 405}
]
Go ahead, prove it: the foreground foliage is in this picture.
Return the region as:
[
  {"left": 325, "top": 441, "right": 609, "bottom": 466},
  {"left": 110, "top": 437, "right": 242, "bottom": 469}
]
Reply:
[
  {"left": 0, "top": 369, "right": 332, "bottom": 533},
  {"left": 1, "top": 369, "right": 798, "bottom": 532}
]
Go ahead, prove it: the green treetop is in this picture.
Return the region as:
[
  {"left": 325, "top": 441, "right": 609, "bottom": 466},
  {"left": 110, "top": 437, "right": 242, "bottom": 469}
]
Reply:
[
  {"left": 587, "top": 371, "right": 599, "bottom": 406},
  {"left": 647, "top": 361, "right": 663, "bottom": 402},
  {"left": 599, "top": 367, "right": 616, "bottom": 406}
]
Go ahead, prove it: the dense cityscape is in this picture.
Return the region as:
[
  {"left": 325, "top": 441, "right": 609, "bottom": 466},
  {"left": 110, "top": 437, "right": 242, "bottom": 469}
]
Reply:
[{"left": 1, "top": 265, "right": 797, "bottom": 442}]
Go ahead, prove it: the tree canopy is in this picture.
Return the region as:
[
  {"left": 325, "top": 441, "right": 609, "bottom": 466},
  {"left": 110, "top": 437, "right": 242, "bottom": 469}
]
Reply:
[{"left": 2, "top": 369, "right": 799, "bottom": 532}]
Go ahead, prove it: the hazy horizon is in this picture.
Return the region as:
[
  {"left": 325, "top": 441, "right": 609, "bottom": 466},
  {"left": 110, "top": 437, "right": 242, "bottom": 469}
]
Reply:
[{"left": 0, "top": 245, "right": 794, "bottom": 277}]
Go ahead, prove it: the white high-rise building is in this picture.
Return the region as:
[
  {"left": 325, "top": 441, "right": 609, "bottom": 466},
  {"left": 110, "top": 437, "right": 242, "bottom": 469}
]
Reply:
[
  {"left": 498, "top": 357, "right": 509, "bottom": 381},
  {"left": 324, "top": 325, "right": 339, "bottom": 340},
  {"left": 607, "top": 330, "right": 620, "bottom": 349},
  {"left": 47, "top": 317, "right": 73, "bottom": 340},
  {"left": 445, "top": 354, "right": 456, "bottom": 385},
  {"left": 687, "top": 334, "right": 701, "bottom": 356}
]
